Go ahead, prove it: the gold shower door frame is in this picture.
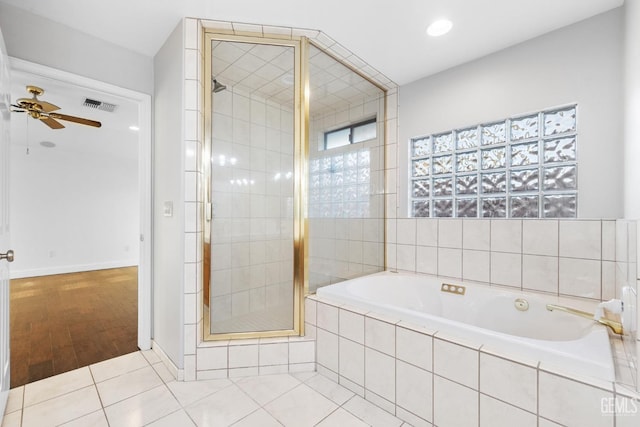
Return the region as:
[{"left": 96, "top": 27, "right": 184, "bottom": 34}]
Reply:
[{"left": 203, "top": 32, "right": 308, "bottom": 341}]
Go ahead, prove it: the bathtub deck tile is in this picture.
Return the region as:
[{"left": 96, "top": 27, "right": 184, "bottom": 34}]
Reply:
[
  {"left": 364, "top": 348, "right": 396, "bottom": 403},
  {"left": 338, "top": 338, "right": 365, "bottom": 386},
  {"left": 479, "top": 394, "right": 537, "bottom": 427},
  {"left": 365, "top": 317, "right": 397, "bottom": 357},
  {"left": 365, "top": 311, "right": 401, "bottom": 326},
  {"left": 614, "top": 383, "right": 640, "bottom": 400},
  {"left": 538, "top": 362, "right": 615, "bottom": 392},
  {"left": 339, "top": 309, "right": 366, "bottom": 344},
  {"left": 317, "top": 302, "right": 340, "bottom": 334},
  {"left": 432, "top": 330, "right": 483, "bottom": 351},
  {"left": 339, "top": 304, "right": 369, "bottom": 316},
  {"left": 433, "top": 376, "right": 479, "bottom": 427},
  {"left": 396, "top": 320, "right": 437, "bottom": 337},
  {"left": 538, "top": 371, "right": 614, "bottom": 427},
  {"left": 479, "top": 352, "right": 537, "bottom": 413},
  {"left": 396, "top": 360, "right": 433, "bottom": 422},
  {"left": 479, "top": 345, "right": 538, "bottom": 369},
  {"left": 396, "top": 326, "right": 433, "bottom": 371},
  {"left": 433, "top": 338, "right": 479, "bottom": 390}
]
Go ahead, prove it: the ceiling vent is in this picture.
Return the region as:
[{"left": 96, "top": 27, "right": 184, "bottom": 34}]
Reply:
[{"left": 82, "top": 98, "right": 117, "bottom": 112}]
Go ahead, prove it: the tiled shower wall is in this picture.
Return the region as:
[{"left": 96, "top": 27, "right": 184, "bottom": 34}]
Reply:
[
  {"left": 308, "top": 218, "right": 384, "bottom": 291},
  {"left": 308, "top": 97, "right": 386, "bottom": 291},
  {"left": 209, "top": 86, "right": 295, "bottom": 327}
]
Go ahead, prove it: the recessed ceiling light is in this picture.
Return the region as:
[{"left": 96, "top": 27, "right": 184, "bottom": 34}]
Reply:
[
  {"left": 427, "top": 19, "right": 453, "bottom": 37},
  {"left": 129, "top": 125, "right": 140, "bottom": 131}
]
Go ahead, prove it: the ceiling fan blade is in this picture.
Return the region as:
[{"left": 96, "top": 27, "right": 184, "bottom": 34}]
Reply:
[
  {"left": 40, "top": 117, "right": 65, "bottom": 129},
  {"left": 49, "top": 113, "right": 102, "bottom": 128},
  {"left": 37, "top": 101, "right": 61, "bottom": 113}
]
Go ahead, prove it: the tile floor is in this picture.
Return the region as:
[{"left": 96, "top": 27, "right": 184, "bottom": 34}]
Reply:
[{"left": 2, "top": 350, "right": 410, "bottom": 427}]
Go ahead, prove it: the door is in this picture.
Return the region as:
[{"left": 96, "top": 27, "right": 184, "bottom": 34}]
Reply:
[
  {"left": 205, "top": 36, "right": 301, "bottom": 338},
  {"left": 0, "top": 25, "right": 11, "bottom": 420}
]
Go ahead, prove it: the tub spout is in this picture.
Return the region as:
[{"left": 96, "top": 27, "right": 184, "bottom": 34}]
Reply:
[{"left": 546, "top": 304, "right": 623, "bottom": 335}]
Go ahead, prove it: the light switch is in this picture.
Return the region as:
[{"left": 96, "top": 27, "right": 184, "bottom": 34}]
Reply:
[{"left": 163, "top": 201, "right": 173, "bottom": 217}]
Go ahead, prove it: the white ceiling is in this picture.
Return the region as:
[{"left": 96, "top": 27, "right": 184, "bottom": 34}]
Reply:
[
  {"left": 212, "top": 40, "right": 383, "bottom": 117},
  {"left": 10, "top": 70, "right": 139, "bottom": 160},
  {"left": 0, "top": 0, "right": 624, "bottom": 85}
]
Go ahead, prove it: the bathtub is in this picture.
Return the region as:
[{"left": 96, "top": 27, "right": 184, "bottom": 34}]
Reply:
[{"left": 316, "top": 271, "right": 615, "bottom": 381}]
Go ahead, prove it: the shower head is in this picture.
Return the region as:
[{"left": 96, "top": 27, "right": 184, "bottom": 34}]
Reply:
[{"left": 212, "top": 79, "right": 227, "bottom": 93}]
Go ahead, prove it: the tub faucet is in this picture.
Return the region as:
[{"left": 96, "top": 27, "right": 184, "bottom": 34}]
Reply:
[{"left": 546, "top": 301, "right": 623, "bottom": 335}]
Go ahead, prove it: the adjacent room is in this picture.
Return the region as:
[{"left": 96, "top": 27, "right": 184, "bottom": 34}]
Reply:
[{"left": 8, "top": 71, "right": 141, "bottom": 387}]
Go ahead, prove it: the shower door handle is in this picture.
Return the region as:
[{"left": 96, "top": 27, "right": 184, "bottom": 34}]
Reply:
[{"left": 0, "top": 249, "right": 14, "bottom": 262}]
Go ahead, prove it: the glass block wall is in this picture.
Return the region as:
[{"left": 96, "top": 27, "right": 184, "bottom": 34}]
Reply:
[
  {"left": 308, "top": 150, "right": 373, "bottom": 218},
  {"left": 410, "top": 105, "right": 578, "bottom": 218}
]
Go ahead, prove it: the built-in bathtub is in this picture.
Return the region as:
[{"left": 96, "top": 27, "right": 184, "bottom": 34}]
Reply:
[{"left": 316, "top": 270, "right": 615, "bottom": 382}]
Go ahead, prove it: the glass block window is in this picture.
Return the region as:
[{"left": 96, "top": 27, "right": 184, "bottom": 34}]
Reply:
[
  {"left": 309, "top": 148, "right": 371, "bottom": 218},
  {"left": 410, "top": 105, "right": 577, "bottom": 218}
]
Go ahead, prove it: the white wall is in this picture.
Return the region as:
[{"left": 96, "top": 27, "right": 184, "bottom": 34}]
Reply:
[
  {"left": 623, "top": 0, "right": 640, "bottom": 394},
  {"left": 0, "top": 3, "right": 153, "bottom": 95},
  {"left": 624, "top": 1, "right": 640, "bottom": 219},
  {"left": 398, "top": 8, "right": 624, "bottom": 219},
  {"left": 9, "top": 145, "right": 139, "bottom": 278},
  {"left": 153, "top": 20, "right": 185, "bottom": 369}
]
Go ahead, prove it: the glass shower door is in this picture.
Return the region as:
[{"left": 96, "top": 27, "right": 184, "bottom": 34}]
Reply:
[{"left": 206, "top": 37, "right": 298, "bottom": 335}]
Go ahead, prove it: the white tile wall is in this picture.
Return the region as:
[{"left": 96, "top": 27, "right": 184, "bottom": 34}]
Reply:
[
  {"left": 433, "top": 375, "right": 478, "bottom": 427},
  {"left": 391, "top": 218, "right": 620, "bottom": 300},
  {"left": 433, "top": 338, "right": 479, "bottom": 389},
  {"left": 180, "top": 18, "right": 397, "bottom": 381},
  {"left": 364, "top": 348, "right": 395, "bottom": 403},
  {"left": 539, "top": 370, "right": 614, "bottom": 426},
  {"left": 312, "top": 294, "right": 640, "bottom": 426},
  {"left": 560, "top": 220, "right": 602, "bottom": 259},
  {"left": 480, "top": 394, "right": 537, "bottom": 427},
  {"left": 523, "top": 220, "right": 559, "bottom": 256},
  {"left": 479, "top": 352, "right": 537, "bottom": 413},
  {"left": 396, "top": 360, "right": 432, "bottom": 422},
  {"left": 396, "top": 324, "right": 432, "bottom": 370}
]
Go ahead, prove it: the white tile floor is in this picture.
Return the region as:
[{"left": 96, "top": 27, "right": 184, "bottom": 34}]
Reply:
[{"left": 2, "top": 350, "right": 410, "bottom": 427}]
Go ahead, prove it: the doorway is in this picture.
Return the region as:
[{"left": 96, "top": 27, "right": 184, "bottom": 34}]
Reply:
[{"left": 7, "top": 60, "right": 151, "bottom": 387}]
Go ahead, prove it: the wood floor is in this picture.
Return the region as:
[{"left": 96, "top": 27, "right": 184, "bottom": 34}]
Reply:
[{"left": 9, "top": 267, "right": 138, "bottom": 388}]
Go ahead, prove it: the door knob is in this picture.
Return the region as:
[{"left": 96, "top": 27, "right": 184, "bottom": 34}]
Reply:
[{"left": 0, "top": 250, "right": 14, "bottom": 262}]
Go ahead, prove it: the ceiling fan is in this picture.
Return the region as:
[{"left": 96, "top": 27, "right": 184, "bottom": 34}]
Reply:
[{"left": 11, "top": 85, "right": 102, "bottom": 129}]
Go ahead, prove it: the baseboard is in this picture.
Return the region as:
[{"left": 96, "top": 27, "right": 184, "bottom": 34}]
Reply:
[
  {"left": 10, "top": 260, "right": 138, "bottom": 279},
  {"left": 151, "top": 340, "right": 179, "bottom": 382}
]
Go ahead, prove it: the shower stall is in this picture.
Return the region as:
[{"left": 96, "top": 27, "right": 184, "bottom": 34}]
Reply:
[{"left": 203, "top": 32, "right": 386, "bottom": 340}]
